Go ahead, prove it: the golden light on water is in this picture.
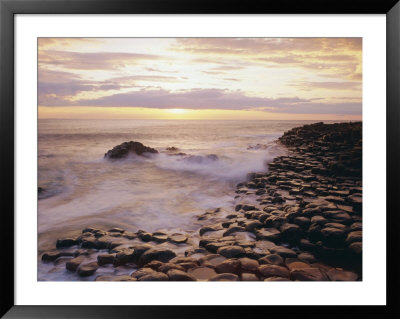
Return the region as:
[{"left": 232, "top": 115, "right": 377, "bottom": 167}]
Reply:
[{"left": 167, "top": 108, "right": 186, "bottom": 114}]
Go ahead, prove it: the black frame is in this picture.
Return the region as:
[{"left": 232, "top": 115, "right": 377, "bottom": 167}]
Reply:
[{"left": 1, "top": 0, "right": 399, "bottom": 318}]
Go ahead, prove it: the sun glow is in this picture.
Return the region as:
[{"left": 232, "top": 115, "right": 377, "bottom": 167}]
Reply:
[{"left": 168, "top": 108, "right": 186, "bottom": 114}]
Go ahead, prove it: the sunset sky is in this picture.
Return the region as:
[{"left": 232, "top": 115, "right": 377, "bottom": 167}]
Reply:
[{"left": 38, "top": 38, "right": 362, "bottom": 120}]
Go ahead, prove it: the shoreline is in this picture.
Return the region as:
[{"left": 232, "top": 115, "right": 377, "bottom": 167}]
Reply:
[{"left": 39, "top": 121, "right": 362, "bottom": 281}]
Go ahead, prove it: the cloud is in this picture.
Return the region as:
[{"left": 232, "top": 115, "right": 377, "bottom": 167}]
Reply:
[
  {"left": 175, "top": 38, "right": 362, "bottom": 80},
  {"left": 40, "top": 87, "right": 361, "bottom": 115},
  {"left": 289, "top": 80, "right": 362, "bottom": 91},
  {"left": 39, "top": 50, "right": 162, "bottom": 70},
  {"left": 38, "top": 69, "right": 180, "bottom": 104}
]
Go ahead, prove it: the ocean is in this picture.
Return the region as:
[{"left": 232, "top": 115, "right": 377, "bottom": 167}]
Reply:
[{"left": 38, "top": 119, "right": 339, "bottom": 280}]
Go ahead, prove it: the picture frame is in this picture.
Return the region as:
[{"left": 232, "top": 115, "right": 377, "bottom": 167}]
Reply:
[{"left": 1, "top": 0, "right": 399, "bottom": 317}]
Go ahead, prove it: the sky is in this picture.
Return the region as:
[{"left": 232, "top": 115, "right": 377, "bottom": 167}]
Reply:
[{"left": 38, "top": 38, "right": 362, "bottom": 120}]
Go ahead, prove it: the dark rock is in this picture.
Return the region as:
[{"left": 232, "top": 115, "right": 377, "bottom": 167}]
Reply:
[
  {"left": 167, "top": 269, "right": 196, "bottom": 281},
  {"left": 97, "top": 253, "right": 115, "bottom": 266},
  {"left": 96, "top": 275, "right": 136, "bottom": 281},
  {"left": 158, "top": 263, "right": 185, "bottom": 273},
  {"left": 215, "top": 259, "right": 241, "bottom": 274},
  {"left": 77, "top": 262, "right": 98, "bottom": 277},
  {"left": 42, "top": 251, "right": 74, "bottom": 262},
  {"left": 145, "top": 260, "right": 164, "bottom": 271},
  {"left": 208, "top": 273, "right": 239, "bottom": 281},
  {"left": 217, "top": 246, "right": 245, "bottom": 258},
  {"left": 270, "top": 246, "right": 297, "bottom": 258},
  {"left": 258, "top": 265, "right": 290, "bottom": 278},
  {"left": 139, "top": 247, "right": 176, "bottom": 265},
  {"left": 139, "top": 272, "right": 169, "bottom": 281},
  {"left": 259, "top": 254, "right": 284, "bottom": 266},
  {"left": 345, "top": 231, "right": 362, "bottom": 245},
  {"left": 188, "top": 267, "right": 217, "bottom": 281},
  {"left": 241, "top": 273, "right": 259, "bottom": 281},
  {"left": 104, "top": 141, "right": 158, "bottom": 159},
  {"left": 327, "top": 268, "right": 358, "bottom": 281},
  {"left": 255, "top": 228, "right": 281, "bottom": 241},
  {"left": 66, "top": 256, "right": 85, "bottom": 272},
  {"left": 239, "top": 257, "right": 259, "bottom": 273},
  {"left": 169, "top": 233, "right": 188, "bottom": 244},
  {"left": 56, "top": 238, "right": 79, "bottom": 248},
  {"left": 114, "top": 248, "right": 135, "bottom": 266},
  {"left": 291, "top": 268, "right": 329, "bottom": 281}
]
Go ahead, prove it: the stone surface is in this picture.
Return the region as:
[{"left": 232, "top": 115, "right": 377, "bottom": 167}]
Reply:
[{"left": 105, "top": 141, "right": 158, "bottom": 159}]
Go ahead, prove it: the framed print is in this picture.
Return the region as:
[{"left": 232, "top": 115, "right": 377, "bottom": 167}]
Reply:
[{"left": 1, "top": 0, "right": 399, "bottom": 318}]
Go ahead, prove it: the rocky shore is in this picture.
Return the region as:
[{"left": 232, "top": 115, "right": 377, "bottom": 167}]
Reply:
[{"left": 41, "top": 122, "right": 362, "bottom": 281}]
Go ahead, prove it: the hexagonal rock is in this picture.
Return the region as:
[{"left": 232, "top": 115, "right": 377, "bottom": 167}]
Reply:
[
  {"left": 167, "top": 269, "right": 196, "bottom": 281},
  {"left": 145, "top": 260, "right": 164, "bottom": 271},
  {"left": 139, "top": 272, "right": 169, "bottom": 281},
  {"left": 96, "top": 275, "right": 136, "bottom": 281},
  {"left": 199, "top": 224, "right": 223, "bottom": 236},
  {"left": 131, "top": 268, "right": 158, "bottom": 280},
  {"left": 269, "top": 246, "right": 297, "bottom": 258},
  {"left": 326, "top": 268, "right": 358, "bottom": 281},
  {"left": 114, "top": 249, "right": 135, "bottom": 267},
  {"left": 345, "top": 231, "right": 362, "bottom": 245},
  {"left": 223, "top": 226, "right": 246, "bottom": 237},
  {"left": 42, "top": 251, "right": 74, "bottom": 262},
  {"left": 158, "top": 263, "right": 185, "bottom": 273},
  {"left": 298, "top": 252, "right": 317, "bottom": 263},
  {"left": 215, "top": 259, "right": 241, "bottom": 274},
  {"left": 264, "top": 276, "right": 290, "bottom": 281},
  {"left": 188, "top": 267, "right": 217, "bottom": 281},
  {"left": 290, "top": 268, "right": 329, "bottom": 281},
  {"left": 285, "top": 259, "right": 310, "bottom": 271},
  {"left": 348, "top": 242, "right": 362, "bottom": 255},
  {"left": 320, "top": 227, "right": 347, "bottom": 244},
  {"left": 151, "top": 232, "right": 168, "bottom": 243},
  {"left": 139, "top": 247, "right": 176, "bottom": 265},
  {"left": 216, "top": 246, "right": 245, "bottom": 258},
  {"left": 97, "top": 253, "right": 115, "bottom": 266},
  {"left": 169, "top": 233, "right": 188, "bottom": 244},
  {"left": 239, "top": 258, "right": 259, "bottom": 273},
  {"left": 56, "top": 238, "right": 79, "bottom": 248},
  {"left": 208, "top": 273, "right": 239, "bottom": 281},
  {"left": 255, "top": 228, "right": 281, "bottom": 241},
  {"left": 66, "top": 256, "right": 86, "bottom": 272},
  {"left": 77, "top": 262, "right": 99, "bottom": 277},
  {"left": 259, "top": 254, "right": 284, "bottom": 266},
  {"left": 322, "top": 211, "right": 352, "bottom": 224},
  {"left": 241, "top": 273, "right": 259, "bottom": 281},
  {"left": 258, "top": 265, "right": 290, "bottom": 278}
]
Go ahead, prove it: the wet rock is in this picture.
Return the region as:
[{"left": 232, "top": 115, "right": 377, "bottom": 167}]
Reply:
[
  {"left": 96, "top": 275, "right": 136, "bottom": 281},
  {"left": 244, "top": 220, "right": 263, "bottom": 232},
  {"left": 77, "top": 262, "right": 99, "bottom": 277},
  {"left": 291, "top": 268, "right": 329, "bottom": 281},
  {"left": 104, "top": 141, "right": 158, "bottom": 159},
  {"left": 139, "top": 272, "right": 169, "bottom": 281},
  {"left": 208, "top": 273, "right": 239, "bottom": 281},
  {"left": 270, "top": 246, "right": 297, "bottom": 258},
  {"left": 108, "top": 228, "right": 125, "bottom": 233},
  {"left": 258, "top": 265, "right": 290, "bottom": 278},
  {"left": 223, "top": 226, "right": 246, "bottom": 237},
  {"left": 167, "top": 269, "right": 196, "bottom": 281},
  {"left": 327, "top": 268, "right": 358, "bottom": 281},
  {"left": 137, "top": 231, "right": 153, "bottom": 242},
  {"left": 298, "top": 252, "right": 317, "bottom": 263},
  {"left": 345, "top": 231, "right": 362, "bottom": 245},
  {"left": 158, "top": 263, "right": 185, "bottom": 273},
  {"left": 131, "top": 268, "right": 157, "bottom": 280},
  {"left": 139, "top": 247, "right": 177, "bottom": 265},
  {"left": 239, "top": 257, "right": 259, "bottom": 273},
  {"left": 264, "top": 276, "right": 290, "bottom": 281},
  {"left": 97, "top": 253, "right": 115, "bottom": 266},
  {"left": 322, "top": 211, "right": 352, "bottom": 224},
  {"left": 217, "top": 246, "right": 245, "bottom": 258},
  {"left": 241, "top": 273, "right": 259, "bottom": 281},
  {"left": 145, "top": 260, "right": 164, "bottom": 271},
  {"left": 66, "top": 256, "right": 86, "bottom": 272},
  {"left": 348, "top": 241, "right": 362, "bottom": 254},
  {"left": 56, "top": 238, "right": 79, "bottom": 248},
  {"left": 215, "top": 259, "right": 241, "bottom": 274},
  {"left": 114, "top": 249, "right": 135, "bottom": 267},
  {"left": 285, "top": 259, "right": 310, "bottom": 271},
  {"left": 42, "top": 251, "right": 74, "bottom": 262},
  {"left": 188, "top": 267, "right": 217, "bottom": 281},
  {"left": 169, "top": 233, "right": 188, "bottom": 244},
  {"left": 279, "top": 223, "right": 301, "bottom": 241},
  {"left": 199, "top": 224, "right": 223, "bottom": 236},
  {"left": 131, "top": 244, "right": 152, "bottom": 262},
  {"left": 259, "top": 254, "right": 284, "bottom": 266},
  {"left": 152, "top": 232, "right": 168, "bottom": 243},
  {"left": 255, "top": 228, "right": 281, "bottom": 241}
]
